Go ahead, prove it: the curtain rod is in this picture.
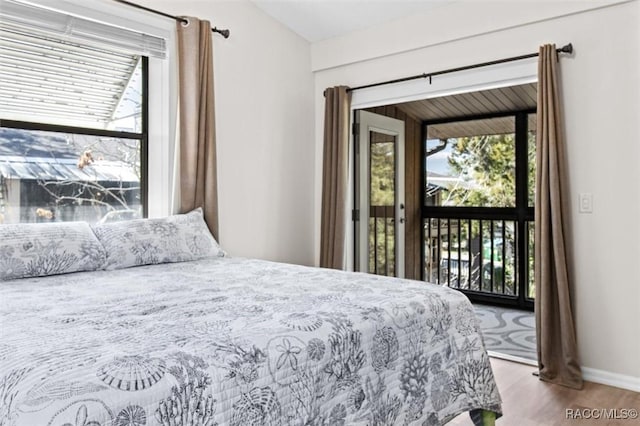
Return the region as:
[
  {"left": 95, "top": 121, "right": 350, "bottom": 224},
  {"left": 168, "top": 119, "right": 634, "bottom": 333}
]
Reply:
[
  {"left": 347, "top": 43, "right": 573, "bottom": 93},
  {"left": 113, "top": 0, "right": 230, "bottom": 39}
]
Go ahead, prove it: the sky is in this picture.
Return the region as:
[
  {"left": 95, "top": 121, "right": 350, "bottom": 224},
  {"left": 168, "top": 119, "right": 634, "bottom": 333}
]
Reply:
[{"left": 426, "top": 139, "right": 455, "bottom": 176}]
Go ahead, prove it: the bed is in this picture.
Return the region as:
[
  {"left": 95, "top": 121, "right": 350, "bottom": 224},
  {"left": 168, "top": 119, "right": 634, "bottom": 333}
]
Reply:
[{"left": 0, "top": 210, "right": 501, "bottom": 426}]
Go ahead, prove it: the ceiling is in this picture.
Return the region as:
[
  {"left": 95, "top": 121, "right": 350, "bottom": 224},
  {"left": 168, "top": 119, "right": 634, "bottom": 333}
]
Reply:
[
  {"left": 250, "top": 0, "right": 451, "bottom": 42},
  {"left": 249, "top": 2, "right": 538, "bottom": 138},
  {"left": 396, "top": 83, "right": 537, "bottom": 122}
]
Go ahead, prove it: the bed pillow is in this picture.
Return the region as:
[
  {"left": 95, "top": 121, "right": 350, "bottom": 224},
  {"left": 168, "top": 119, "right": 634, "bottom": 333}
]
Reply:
[
  {"left": 91, "top": 208, "right": 225, "bottom": 270},
  {"left": 0, "top": 221, "right": 107, "bottom": 281}
]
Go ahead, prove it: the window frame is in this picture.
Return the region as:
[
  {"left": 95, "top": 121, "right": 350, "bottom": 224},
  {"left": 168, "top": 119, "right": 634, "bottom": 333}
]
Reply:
[
  {"left": 421, "top": 107, "right": 536, "bottom": 310},
  {"left": 3, "top": 0, "right": 179, "bottom": 219},
  {"left": 0, "top": 56, "right": 150, "bottom": 219}
]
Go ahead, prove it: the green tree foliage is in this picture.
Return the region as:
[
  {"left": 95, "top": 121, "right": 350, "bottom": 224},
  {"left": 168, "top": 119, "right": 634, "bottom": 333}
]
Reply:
[
  {"left": 527, "top": 132, "right": 536, "bottom": 206},
  {"left": 445, "top": 134, "right": 516, "bottom": 207},
  {"left": 370, "top": 141, "right": 395, "bottom": 206},
  {"left": 443, "top": 132, "right": 536, "bottom": 207}
]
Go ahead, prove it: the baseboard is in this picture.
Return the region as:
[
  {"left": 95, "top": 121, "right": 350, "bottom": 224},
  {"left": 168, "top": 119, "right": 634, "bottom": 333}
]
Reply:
[
  {"left": 487, "top": 353, "right": 640, "bottom": 392},
  {"left": 487, "top": 351, "right": 538, "bottom": 367},
  {"left": 582, "top": 367, "right": 640, "bottom": 392}
]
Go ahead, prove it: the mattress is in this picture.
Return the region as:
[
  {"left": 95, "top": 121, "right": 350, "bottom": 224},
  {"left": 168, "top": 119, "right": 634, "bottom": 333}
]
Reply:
[{"left": 0, "top": 256, "right": 501, "bottom": 425}]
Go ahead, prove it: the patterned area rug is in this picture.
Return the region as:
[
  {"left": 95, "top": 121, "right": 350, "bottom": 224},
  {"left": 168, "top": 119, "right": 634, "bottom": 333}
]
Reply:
[{"left": 473, "top": 304, "right": 537, "bottom": 362}]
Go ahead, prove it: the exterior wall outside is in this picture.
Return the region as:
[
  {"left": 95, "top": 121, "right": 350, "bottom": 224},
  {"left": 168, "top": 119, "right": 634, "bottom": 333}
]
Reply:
[
  {"left": 4, "top": 179, "right": 20, "bottom": 224},
  {"left": 313, "top": 0, "right": 640, "bottom": 382}
]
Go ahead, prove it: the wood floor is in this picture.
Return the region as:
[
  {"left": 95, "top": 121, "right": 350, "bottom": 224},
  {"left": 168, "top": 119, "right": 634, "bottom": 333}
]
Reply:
[{"left": 449, "top": 358, "right": 640, "bottom": 426}]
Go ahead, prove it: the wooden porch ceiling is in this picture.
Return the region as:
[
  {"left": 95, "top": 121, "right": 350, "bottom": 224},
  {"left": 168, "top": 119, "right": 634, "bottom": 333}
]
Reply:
[{"left": 394, "top": 83, "right": 537, "bottom": 139}]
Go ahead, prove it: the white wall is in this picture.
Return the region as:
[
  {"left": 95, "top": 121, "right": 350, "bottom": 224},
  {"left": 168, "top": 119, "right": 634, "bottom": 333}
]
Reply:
[
  {"left": 134, "top": 0, "right": 315, "bottom": 265},
  {"left": 313, "top": 1, "right": 640, "bottom": 384}
]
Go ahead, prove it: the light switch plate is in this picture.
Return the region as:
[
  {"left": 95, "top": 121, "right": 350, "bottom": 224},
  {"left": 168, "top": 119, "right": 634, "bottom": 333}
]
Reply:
[{"left": 579, "top": 193, "right": 593, "bottom": 214}]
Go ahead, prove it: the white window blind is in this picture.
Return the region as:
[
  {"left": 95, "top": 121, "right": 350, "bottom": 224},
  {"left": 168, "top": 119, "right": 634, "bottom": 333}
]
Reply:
[
  {"left": 0, "top": 0, "right": 167, "bottom": 58},
  {"left": 0, "top": 0, "right": 160, "bottom": 129}
]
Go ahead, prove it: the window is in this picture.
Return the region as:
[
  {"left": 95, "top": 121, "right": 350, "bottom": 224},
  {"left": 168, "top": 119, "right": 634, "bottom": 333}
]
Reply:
[
  {"left": 423, "top": 111, "right": 536, "bottom": 309},
  {"left": 0, "top": 0, "right": 165, "bottom": 224},
  {"left": 426, "top": 116, "right": 518, "bottom": 208}
]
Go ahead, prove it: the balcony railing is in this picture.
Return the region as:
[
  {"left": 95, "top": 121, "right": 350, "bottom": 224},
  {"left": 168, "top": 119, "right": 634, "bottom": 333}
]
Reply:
[
  {"left": 424, "top": 216, "right": 535, "bottom": 302},
  {"left": 368, "top": 205, "right": 395, "bottom": 276},
  {"left": 366, "top": 205, "right": 535, "bottom": 307}
]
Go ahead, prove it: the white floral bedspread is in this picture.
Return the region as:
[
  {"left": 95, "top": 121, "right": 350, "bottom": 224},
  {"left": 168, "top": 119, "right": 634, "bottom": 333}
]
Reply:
[{"left": 0, "top": 257, "right": 501, "bottom": 426}]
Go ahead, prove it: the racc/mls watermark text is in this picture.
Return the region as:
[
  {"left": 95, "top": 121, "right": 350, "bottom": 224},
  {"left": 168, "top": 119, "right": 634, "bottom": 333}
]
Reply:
[{"left": 566, "top": 408, "right": 638, "bottom": 420}]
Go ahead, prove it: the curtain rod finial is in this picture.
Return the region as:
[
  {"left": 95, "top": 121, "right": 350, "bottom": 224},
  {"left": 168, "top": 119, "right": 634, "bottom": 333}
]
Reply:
[
  {"left": 214, "top": 28, "right": 230, "bottom": 38},
  {"left": 560, "top": 43, "right": 573, "bottom": 54}
]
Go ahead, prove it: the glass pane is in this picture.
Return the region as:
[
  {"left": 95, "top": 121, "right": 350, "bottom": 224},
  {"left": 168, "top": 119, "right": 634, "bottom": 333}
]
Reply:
[
  {"left": 368, "top": 131, "right": 396, "bottom": 276},
  {"left": 369, "top": 131, "right": 395, "bottom": 206},
  {"left": 425, "top": 116, "right": 516, "bottom": 207},
  {"left": 108, "top": 60, "right": 143, "bottom": 133},
  {"left": 0, "top": 127, "right": 141, "bottom": 224},
  {"left": 528, "top": 113, "right": 537, "bottom": 207}
]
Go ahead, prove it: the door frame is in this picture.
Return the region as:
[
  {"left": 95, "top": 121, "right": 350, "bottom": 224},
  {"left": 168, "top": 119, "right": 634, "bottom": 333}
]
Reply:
[
  {"left": 342, "top": 58, "right": 537, "bottom": 272},
  {"left": 354, "top": 110, "right": 405, "bottom": 278}
]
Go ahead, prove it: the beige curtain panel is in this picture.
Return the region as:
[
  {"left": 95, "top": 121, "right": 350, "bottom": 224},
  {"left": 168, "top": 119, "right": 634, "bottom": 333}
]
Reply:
[
  {"left": 535, "top": 44, "right": 583, "bottom": 389},
  {"left": 176, "top": 17, "right": 219, "bottom": 240},
  {"left": 320, "top": 86, "right": 352, "bottom": 269}
]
